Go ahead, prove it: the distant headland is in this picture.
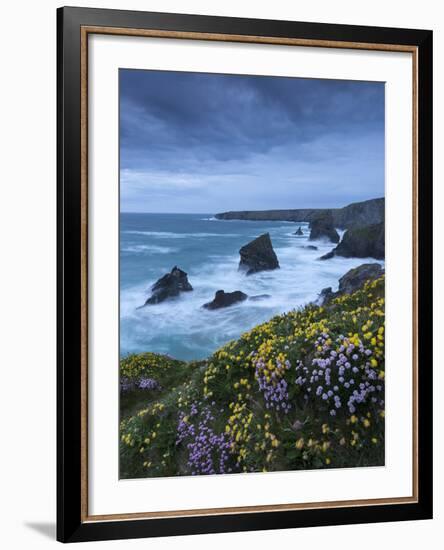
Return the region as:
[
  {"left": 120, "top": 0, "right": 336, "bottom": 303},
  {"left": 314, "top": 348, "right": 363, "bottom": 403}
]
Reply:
[{"left": 215, "top": 197, "right": 384, "bottom": 230}]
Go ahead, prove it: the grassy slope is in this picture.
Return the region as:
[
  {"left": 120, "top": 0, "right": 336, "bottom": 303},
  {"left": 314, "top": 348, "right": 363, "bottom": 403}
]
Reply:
[{"left": 120, "top": 276, "right": 385, "bottom": 479}]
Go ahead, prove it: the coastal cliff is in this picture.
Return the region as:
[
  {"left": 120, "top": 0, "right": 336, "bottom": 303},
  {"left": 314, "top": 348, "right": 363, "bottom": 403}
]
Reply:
[
  {"left": 120, "top": 270, "right": 385, "bottom": 478},
  {"left": 215, "top": 197, "right": 384, "bottom": 230}
]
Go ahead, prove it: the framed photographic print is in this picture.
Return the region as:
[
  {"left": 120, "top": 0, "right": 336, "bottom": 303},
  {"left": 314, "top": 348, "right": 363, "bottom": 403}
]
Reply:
[{"left": 57, "top": 6, "right": 433, "bottom": 543}]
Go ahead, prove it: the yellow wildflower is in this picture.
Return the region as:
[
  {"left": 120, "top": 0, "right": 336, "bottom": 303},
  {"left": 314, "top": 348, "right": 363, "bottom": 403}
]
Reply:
[{"left": 321, "top": 441, "right": 330, "bottom": 453}]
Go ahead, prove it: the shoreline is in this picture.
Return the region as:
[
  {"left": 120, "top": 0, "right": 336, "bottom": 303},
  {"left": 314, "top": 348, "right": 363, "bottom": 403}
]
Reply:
[
  {"left": 120, "top": 261, "right": 384, "bottom": 364},
  {"left": 120, "top": 205, "right": 385, "bottom": 360},
  {"left": 120, "top": 272, "right": 385, "bottom": 478}
]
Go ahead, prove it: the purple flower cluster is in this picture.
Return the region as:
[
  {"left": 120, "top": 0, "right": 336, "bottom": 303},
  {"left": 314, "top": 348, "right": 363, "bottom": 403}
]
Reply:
[
  {"left": 254, "top": 357, "right": 292, "bottom": 413},
  {"left": 120, "top": 377, "right": 160, "bottom": 393},
  {"left": 120, "top": 378, "right": 135, "bottom": 393},
  {"left": 176, "top": 402, "right": 233, "bottom": 475},
  {"left": 138, "top": 377, "right": 159, "bottom": 391},
  {"left": 295, "top": 333, "right": 384, "bottom": 416}
]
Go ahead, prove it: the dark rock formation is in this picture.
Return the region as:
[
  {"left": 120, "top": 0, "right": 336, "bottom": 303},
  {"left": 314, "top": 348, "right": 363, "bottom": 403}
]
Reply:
[
  {"left": 203, "top": 290, "right": 248, "bottom": 310},
  {"left": 144, "top": 266, "right": 193, "bottom": 305},
  {"left": 309, "top": 211, "right": 340, "bottom": 243},
  {"left": 320, "top": 222, "right": 384, "bottom": 260},
  {"left": 317, "top": 263, "right": 384, "bottom": 305},
  {"left": 334, "top": 197, "right": 385, "bottom": 229},
  {"left": 317, "top": 287, "right": 334, "bottom": 304},
  {"left": 249, "top": 294, "right": 271, "bottom": 301},
  {"left": 215, "top": 197, "right": 384, "bottom": 230},
  {"left": 338, "top": 263, "right": 384, "bottom": 295},
  {"left": 238, "top": 233, "right": 279, "bottom": 275},
  {"left": 294, "top": 226, "right": 304, "bottom": 236},
  {"left": 304, "top": 245, "right": 318, "bottom": 251},
  {"left": 319, "top": 250, "right": 335, "bottom": 260}
]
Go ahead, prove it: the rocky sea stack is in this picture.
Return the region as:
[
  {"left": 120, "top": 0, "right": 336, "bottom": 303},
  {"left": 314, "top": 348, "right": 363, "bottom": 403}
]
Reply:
[
  {"left": 144, "top": 266, "right": 193, "bottom": 305},
  {"left": 309, "top": 211, "right": 340, "bottom": 243},
  {"left": 203, "top": 290, "right": 248, "bottom": 310},
  {"left": 320, "top": 222, "right": 384, "bottom": 260},
  {"left": 239, "top": 233, "right": 280, "bottom": 275},
  {"left": 294, "top": 226, "right": 304, "bottom": 236}
]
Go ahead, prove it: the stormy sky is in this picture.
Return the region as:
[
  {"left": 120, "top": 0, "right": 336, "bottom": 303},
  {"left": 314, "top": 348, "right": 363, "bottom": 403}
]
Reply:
[{"left": 120, "top": 69, "right": 385, "bottom": 213}]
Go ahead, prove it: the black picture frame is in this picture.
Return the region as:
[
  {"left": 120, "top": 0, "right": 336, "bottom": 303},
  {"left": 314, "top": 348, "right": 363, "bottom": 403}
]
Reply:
[{"left": 57, "top": 6, "right": 433, "bottom": 543}]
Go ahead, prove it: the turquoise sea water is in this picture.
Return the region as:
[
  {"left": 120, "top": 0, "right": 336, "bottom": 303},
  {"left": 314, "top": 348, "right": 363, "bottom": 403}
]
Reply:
[{"left": 120, "top": 213, "right": 383, "bottom": 361}]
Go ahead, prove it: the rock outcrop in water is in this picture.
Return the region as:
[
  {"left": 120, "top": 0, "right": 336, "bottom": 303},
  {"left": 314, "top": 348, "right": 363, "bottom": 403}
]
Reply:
[
  {"left": 320, "top": 223, "right": 384, "bottom": 260},
  {"left": 294, "top": 226, "right": 304, "bottom": 236},
  {"left": 215, "top": 197, "right": 384, "bottom": 230},
  {"left": 144, "top": 266, "right": 193, "bottom": 305},
  {"left": 317, "top": 263, "right": 384, "bottom": 305},
  {"left": 309, "top": 211, "right": 340, "bottom": 243},
  {"left": 239, "top": 233, "right": 280, "bottom": 275},
  {"left": 203, "top": 290, "right": 248, "bottom": 310}
]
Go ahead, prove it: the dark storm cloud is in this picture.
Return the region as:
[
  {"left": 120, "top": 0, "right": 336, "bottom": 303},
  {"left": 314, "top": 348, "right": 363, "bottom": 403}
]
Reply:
[{"left": 119, "top": 70, "right": 384, "bottom": 213}]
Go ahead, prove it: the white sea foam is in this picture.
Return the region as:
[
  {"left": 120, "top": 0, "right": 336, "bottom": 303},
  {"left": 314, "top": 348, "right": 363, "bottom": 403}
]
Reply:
[
  {"left": 124, "top": 230, "right": 241, "bottom": 238},
  {"left": 120, "top": 223, "right": 384, "bottom": 361},
  {"left": 121, "top": 244, "right": 177, "bottom": 254}
]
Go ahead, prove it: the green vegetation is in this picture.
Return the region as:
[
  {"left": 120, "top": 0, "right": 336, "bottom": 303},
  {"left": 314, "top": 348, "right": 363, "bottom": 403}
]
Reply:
[{"left": 120, "top": 276, "right": 385, "bottom": 479}]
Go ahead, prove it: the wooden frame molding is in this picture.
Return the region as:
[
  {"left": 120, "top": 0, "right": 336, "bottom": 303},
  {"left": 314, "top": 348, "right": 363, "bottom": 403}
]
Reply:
[{"left": 80, "top": 25, "right": 419, "bottom": 524}]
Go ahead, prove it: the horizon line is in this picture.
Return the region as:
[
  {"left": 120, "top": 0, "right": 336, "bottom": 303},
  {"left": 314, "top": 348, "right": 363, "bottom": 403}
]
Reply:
[{"left": 120, "top": 196, "right": 384, "bottom": 216}]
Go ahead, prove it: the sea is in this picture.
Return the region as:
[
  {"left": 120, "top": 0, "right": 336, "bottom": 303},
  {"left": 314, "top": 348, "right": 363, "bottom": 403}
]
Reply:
[{"left": 120, "top": 213, "right": 384, "bottom": 361}]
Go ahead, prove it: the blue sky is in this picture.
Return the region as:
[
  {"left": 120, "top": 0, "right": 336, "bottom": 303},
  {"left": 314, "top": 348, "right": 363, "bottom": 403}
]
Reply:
[{"left": 120, "top": 70, "right": 384, "bottom": 213}]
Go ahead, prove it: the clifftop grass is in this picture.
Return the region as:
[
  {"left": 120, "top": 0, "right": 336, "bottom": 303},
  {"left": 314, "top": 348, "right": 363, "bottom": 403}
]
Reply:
[{"left": 120, "top": 276, "right": 385, "bottom": 479}]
